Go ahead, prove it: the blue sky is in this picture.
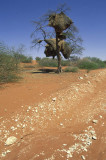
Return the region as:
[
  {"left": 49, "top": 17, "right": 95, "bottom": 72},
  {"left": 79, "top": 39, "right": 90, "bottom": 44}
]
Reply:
[{"left": 0, "top": 0, "right": 106, "bottom": 60}]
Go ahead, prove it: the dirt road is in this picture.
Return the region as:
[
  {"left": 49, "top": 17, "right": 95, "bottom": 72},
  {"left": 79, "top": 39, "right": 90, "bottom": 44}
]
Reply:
[{"left": 0, "top": 69, "right": 106, "bottom": 160}]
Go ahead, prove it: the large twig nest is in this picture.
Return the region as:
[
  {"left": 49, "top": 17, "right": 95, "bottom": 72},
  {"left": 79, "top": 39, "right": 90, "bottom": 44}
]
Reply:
[
  {"left": 44, "top": 38, "right": 72, "bottom": 59},
  {"left": 48, "top": 12, "right": 73, "bottom": 33}
]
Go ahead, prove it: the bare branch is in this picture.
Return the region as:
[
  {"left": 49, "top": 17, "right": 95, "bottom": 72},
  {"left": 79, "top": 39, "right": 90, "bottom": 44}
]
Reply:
[{"left": 56, "top": 3, "right": 71, "bottom": 13}]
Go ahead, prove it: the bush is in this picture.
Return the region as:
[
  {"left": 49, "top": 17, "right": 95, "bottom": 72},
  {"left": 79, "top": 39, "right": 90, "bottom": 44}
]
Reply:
[
  {"left": 13, "top": 53, "right": 33, "bottom": 63},
  {"left": 86, "top": 57, "right": 105, "bottom": 68},
  {"left": 38, "top": 58, "right": 71, "bottom": 67},
  {"left": 0, "top": 53, "right": 20, "bottom": 83},
  {"left": 77, "top": 59, "right": 99, "bottom": 70},
  {"left": 103, "top": 60, "right": 106, "bottom": 63},
  {"left": 38, "top": 58, "right": 58, "bottom": 67},
  {"left": 64, "top": 67, "right": 79, "bottom": 72},
  {"left": 77, "top": 57, "right": 106, "bottom": 70},
  {"left": 22, "top": 56, "right": 32, "bottom": 63},
  {"left": 35, "top": 57, "right": 41, "bottom": 61},
  {"left": 61, "top": 59, "right": 71, "bottom": 66},
  {"left": 0, "top": 42, "right": 22, "bottom": 83},
  {"left": 103, "top": 60, "right": 106, "bottom": 67}
]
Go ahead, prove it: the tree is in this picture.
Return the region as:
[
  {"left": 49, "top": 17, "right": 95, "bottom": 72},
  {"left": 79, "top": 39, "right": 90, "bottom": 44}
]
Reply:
[{"left": 31, "top": 4, "right": 83, "bottom": 73}]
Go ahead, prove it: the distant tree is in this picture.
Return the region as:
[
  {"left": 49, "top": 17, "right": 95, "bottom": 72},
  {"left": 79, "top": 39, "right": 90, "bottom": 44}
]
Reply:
[
  {"left": 35, "top": 57, "right": 41, "bottom": 62},
  {"left": 31, "top": 4, "right": 83, "bottom": 73}
]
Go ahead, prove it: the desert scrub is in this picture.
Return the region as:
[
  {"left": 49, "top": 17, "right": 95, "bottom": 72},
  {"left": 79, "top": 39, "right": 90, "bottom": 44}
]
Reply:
[
  {"left": 35, "top": 57, "right": 41, "bottom": 62},
  {"left": 64, "top": 67, "right": 79, "bottom": 72},
  {"left": 37, "top": 58, "right": 71, "bottom": 67},
  {"left": 61, "top": 59, "right": 71, "bottom": 66},
  {"left": 38, "top": 58, "right": 58, "bottom": 67},
  {"left": 0, "top": 53, "right": 20, "bottom": 83},
  {"left": 77, "top": 57, "right": 106, "bottom": 70},
  {"left": 77, "top": 59, "right": 99, "bottom": 70},
  {"left": 13, "top": 53, "right": 33, "bottom": 63},
  {"left": 86, "top": 57, "right": 106, "bottom": 68}
]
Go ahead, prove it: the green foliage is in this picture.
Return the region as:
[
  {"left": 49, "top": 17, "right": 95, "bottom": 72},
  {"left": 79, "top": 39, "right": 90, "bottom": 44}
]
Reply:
[
  {"left": 86, "top": 57, "right": 105, "bottom": 68},
  {"left": 103, "top": 60, "right": 106, "bottom": 67},
  {"left": 37, "top": 57, "right": 106, "bottom": 70},
  {"left": 0, "top": 41, "right": 33, "bottom": 83},
  {"left": 22, "top": 56, "right": 32, "bottom": 63},
  {"left": 13, "top": 53, "right": 33, "bottom": 63},
  {"left": 61, "top": 59, "right": 71, "bottom": 66},
  {"left": 78, "top": 60, "right": 99, "bottom": 70},
  {"left": 77, "top": 57, "right": 106, "bottom": 70},
  {"left": 64, "top": 67, "right": 79, "bottom": 72},
  {"left": 0, "top": 42, "right": 22, "bottom": 83},
  {"left": 35, "top": 57, "right": 41, "bottom": 61},
  {"left": 38, "top": 58, "right": 58, "bottom": 67},
  {"left": 38, "top": 58, "right": 71, "bottom": 67},
  {"left": 0, "top": 53, "right": 20, "bottom": 83}
]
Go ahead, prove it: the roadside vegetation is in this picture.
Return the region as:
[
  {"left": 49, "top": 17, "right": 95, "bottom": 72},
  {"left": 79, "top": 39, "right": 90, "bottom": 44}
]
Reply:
[
  {"left": 0, "top": 42, "right": 33, "bottom": 83},
  {"left": 36, "top": 57, "right": 71, "bottom": 67},
  {"left": 64, "top": 67, "right": 79, "bottom": 72},
  {"left": 77, "top": 57, "right": 106, "bottom": 70},
  {"left": 0, "top": 40, "right": 105, "bottom": 84},
  {"left": 13, "top": 53, "right": 32, "bottom": 63},
  {"left": 36, "top": 56, "right": 106, "bottom": 72},
  {"left": 0, "top": 53, "right": 20, "bottom": 83}
]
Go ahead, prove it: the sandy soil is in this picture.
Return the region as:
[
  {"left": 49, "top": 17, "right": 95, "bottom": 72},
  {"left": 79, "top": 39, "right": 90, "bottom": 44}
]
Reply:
[{"left": 0, "top": 67, "right": 106, "bottom": 160}]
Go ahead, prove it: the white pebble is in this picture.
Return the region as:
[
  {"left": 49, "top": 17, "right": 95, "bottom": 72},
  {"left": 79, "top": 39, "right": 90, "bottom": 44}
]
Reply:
[
  {"left": 92, "top": 120, "right": 98, "bottom": 124},
  {"left": 5, "top": 136, "right": 17, "bottom": 145},
  {"left": 81, "top": 155, "right": 86, "bottom": 160},
  {"left": 52, "top": 97, "right": 56, "bottom": 101}
]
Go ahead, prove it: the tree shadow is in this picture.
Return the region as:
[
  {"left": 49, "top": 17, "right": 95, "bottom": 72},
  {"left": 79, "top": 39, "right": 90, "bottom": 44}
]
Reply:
[{"left": 31, "top": 68, "right": 57, "bottom": 74}]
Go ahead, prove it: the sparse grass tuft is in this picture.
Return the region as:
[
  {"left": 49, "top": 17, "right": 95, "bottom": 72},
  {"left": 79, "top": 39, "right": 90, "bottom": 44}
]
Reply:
[{"left": 64, "top": 67, "right": 79, "bottom": 72}]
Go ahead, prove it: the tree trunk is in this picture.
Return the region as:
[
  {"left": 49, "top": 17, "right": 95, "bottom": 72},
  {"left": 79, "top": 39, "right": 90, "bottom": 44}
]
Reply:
[{"left": 56, "top": 33, "right": 62, "bottom": 73}]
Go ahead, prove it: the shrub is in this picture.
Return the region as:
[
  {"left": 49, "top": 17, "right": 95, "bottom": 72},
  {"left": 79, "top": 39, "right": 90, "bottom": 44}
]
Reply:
[
  {"left": 38, "top": 58, "right": 72, "bottom": 67},
  {"left": 13, "top": 53, "right": 33, "bottom": 63},
  {"left": 35, "top": 57, "right": 41, "bottom": 61},
  {"left": 103, "top": 60, "right": 106, "bottom": 67},
  {"left": 0, "top": 42, "right": 22, "bottom": 83},
  {"left": 23, "top": 56, "right": 32, "bottom": 63},
  {"left": 77, "top": 57, "right": 106, "bottom": 70},
  {"left": 86, "top": 57, "right": 105, "bottom": 68},
  {"left": 38, "top": 58, "right": 58, "bottom": 67},
  {"left": 0, "top": 53, "right": 20, "bottom": 83},
  {"left": 61, "top": 59, "right": 71, "bottom": 66},
  {"left": 103, "top": 60, "right": 106, "bottom": 64},
  {"left": 77, "top": 59, "right": 99, "bottom": 70},
  {"left": 64, "top": 67, "right": 79, "bottom": 72}
]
